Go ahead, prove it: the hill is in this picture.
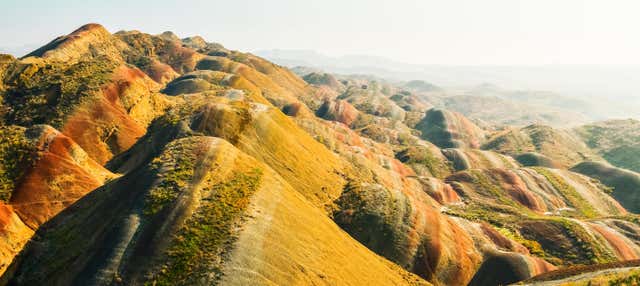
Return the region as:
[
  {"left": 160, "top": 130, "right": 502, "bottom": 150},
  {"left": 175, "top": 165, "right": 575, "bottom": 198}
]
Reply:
[
  {"left": 575, "top": 119, "right": 640, "bottom": 173},
  {"left": 571, "top": 161, "right": 640, "bottom": 213},
  {"left": 0, "top": 23, "right": 639, "bottom": 286},
  {"left": 3, "top": 136, "right": 427, "bottom": 285},
  {"left": 483, "top": 124, "right": 599, "bottom": 168}
]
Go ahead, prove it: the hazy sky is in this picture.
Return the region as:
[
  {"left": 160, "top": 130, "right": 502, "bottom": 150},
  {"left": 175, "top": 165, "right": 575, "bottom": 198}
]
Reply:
[{"left": 2, "top": 0, "right": 640, "bottom": 65}]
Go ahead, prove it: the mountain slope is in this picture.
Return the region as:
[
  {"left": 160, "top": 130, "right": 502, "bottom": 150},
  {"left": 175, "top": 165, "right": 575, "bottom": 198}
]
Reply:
[
  {"left": 0, "top": 124, "right": 115, "bottom": 273},
  {"left": 3, "top": 136, "right": 428, "bottom": 285},
  {"left": 571, "top": 161, "right": 640, "bottom": 213},
  {"left": 1, "top": 24, "right": 172, "bottom": 164},
  {"left": 108, "top": 94, "right": 347, "bottom": 208},
  {"left": 416, "top": 108, "right": 485, "bottom": 149},
  {"left": 575, "top": 119, "right": 640, "bottom": 173},
  {"left": 483, "top": 124, "right": 599, "bottom": 168},
  {"left": 0, "top": 23, "right": 639, "bottom": 286}
]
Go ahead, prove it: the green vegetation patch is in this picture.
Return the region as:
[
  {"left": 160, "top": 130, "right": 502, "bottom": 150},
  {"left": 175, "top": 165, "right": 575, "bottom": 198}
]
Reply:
[
  {"left": 0, "top": 125, "right": 35, "bottom": 202},
  {"left": 442, "top": 170, "right": 533, "bottom": 226},
  {"left": 150, "top": 168, "right": 263, "bottom": 285},
  {"left": 442, "top": 201, "right": 522, "bottom": 228},
  {"left": 519, "top": 218, "right": 617, "bottom": 266},
  {"left": 395, "top": 145, "right": 451, "bottom": 178},
  {"left": 515, "top": 152, "right": 556, "bottom": 168},
  {"left": 603, "top": 145, "right": 640, "bottom": 173},
  {"left": 483, "top": 129, "right": 534, "bottom": 154},
  {"left": 468, "top": 170, "right": 523, "bottom": 209},
  {"left": 2, "top": 56, "right": 118, "bottom": 127},
  {"left": 144, "top": 140, "right": 198, "bottom": 215},
  {"left": 555, "top": 218, "right": 617, "bottom": 265},
  {"left": 595, "top": 269, "right": 640, "bottom": 286},
  {"left": 533, "top": 167, "right": 599, "bottom": 218},
  {"left": 333, "top": 180, "right": 415, "bottom": 268},
  {"left": 495, "top": 226, "right": 547, "bottom": 258}
]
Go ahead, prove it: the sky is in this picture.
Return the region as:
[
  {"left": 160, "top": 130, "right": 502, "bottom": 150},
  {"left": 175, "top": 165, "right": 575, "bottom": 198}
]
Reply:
[{"left": 2, "top": 0, "right": 640, "bottom": 65}]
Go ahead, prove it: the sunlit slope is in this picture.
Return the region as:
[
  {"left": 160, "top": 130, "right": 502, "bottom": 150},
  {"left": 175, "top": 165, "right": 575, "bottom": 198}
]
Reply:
[
  {"left": 0, "top": 124, "right": 115, "bottom": 274},
  {"left": 3, "top": 136, "right": 428, "bottom": 286},
  {"left": 1, "top": 22, "right": 639, "bottom": 286},
  {"left": 1, "top": 24, "right": 172, "bottom": 164},
  {"left": 108, "top": 94, "right": 346, "bottom": 208}
]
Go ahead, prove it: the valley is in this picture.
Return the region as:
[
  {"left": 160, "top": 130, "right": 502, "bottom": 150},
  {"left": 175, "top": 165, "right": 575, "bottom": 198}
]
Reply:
[{"left": 0, "top": 23, "right": 639, "bottom": 286}]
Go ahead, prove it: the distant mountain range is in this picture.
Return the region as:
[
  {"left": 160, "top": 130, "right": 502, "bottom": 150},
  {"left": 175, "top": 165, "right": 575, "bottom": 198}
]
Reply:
[
  {"left": 256, "top": 49, "right": 640, "bottom": 120},
  {"left": 1, "top": 24, "right": 640, "bottom": 286}
]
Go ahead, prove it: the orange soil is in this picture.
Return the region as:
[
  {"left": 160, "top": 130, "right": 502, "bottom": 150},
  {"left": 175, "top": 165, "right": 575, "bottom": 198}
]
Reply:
[
  {"left": 422, "top": 179, "right": 461, "bottom": 205},
  {"left": 590, "top": 223, "right": 640, "bottom": 260},
  {"left": 0, "top": 204, "right": 14, "bottom": 231},
  {"left": 493, "top": 169, "right": 544, "bottom": 212},
  {"left": 10, "top": 129, "right": 112, "bottom": 228},
  {"left": 480, "top": 223, "right": 530, "bottom": 254},
  {"left": 62, "top": 66, "right": 150, "bottom": 164}
]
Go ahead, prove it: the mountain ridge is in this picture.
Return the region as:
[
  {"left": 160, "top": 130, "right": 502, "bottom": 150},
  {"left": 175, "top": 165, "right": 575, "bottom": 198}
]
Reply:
[{"left": 0, "top": 23, "right": 638, "bottom": 285}]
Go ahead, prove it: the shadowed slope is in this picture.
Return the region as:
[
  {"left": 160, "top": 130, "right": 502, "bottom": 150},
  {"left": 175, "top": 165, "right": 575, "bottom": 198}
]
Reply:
[
  {"left": 521, "top": 260, "right": 640, "bottom": 285},
  {"left": 469, "top": 250, "right": 555, "bottom": 286},
  {"left": 2, "top": 23, "right": 640, "bottom": 286},
  {"left": 3, "top": 25, "right": 173, "bottom": 164},
  {"left": 571, "top": 161, "right": 640, "bottom": 213},
  {"left": 575, "top": 119, "right": 640, "bottom": 173},
  {"left": 516, "top": 152, "right": 561, "bottom": 168},
  {"left": 416, "top": 108, "right": 485, "bottom": 149},
  {"left": 0, "top": 124, "right": 114, "bottom": 274},
  {"left": 109, "top": 95, "right": 346, "bottom": 208},
  {"left": 2, "top": 136, "right": 429, "bottom": 286},
  {"left": 483, "top": 124, "right": 598, "bottom": 168}
]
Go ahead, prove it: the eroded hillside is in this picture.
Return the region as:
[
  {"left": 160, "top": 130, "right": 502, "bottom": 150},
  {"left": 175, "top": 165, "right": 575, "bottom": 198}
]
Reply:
[{"left": 0, "top": 23, "right": 638, "bottom": 286}]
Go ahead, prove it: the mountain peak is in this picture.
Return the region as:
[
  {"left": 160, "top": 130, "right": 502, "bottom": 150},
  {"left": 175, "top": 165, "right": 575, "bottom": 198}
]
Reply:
[
  {"left": 158, "top": 31, "right": 180, "bottom": 41},
  {"left": 2, "top": 21, "right": 640, "bottom": 286},
  {"left": 72, "top": 23, "right": 109, "bottom": 34},
  {"left": 23, "top": 23, "right": 123, "bottom": 62},
  {"left": 182, "top": 35, "right": 207, "bottom": 49}
]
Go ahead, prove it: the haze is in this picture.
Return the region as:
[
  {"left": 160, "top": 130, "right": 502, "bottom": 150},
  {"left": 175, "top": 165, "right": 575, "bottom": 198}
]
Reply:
[
  {"left": 2, "top": 0, "right": 640, "bottom": 66},
  {"left": 2, "top": 0, "right": 639, "bottom": 119}
]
